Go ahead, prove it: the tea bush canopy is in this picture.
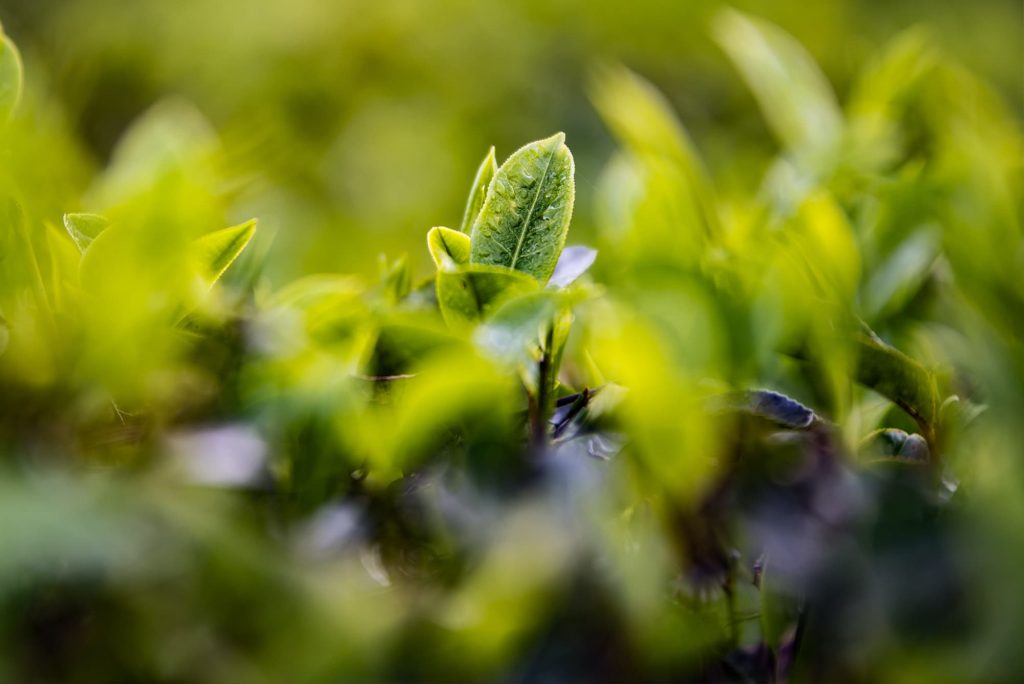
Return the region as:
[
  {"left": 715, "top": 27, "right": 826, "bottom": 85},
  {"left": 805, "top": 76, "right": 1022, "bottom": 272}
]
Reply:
[{"left": 0, "top": 2, "right": 1022, "bottom": 682}]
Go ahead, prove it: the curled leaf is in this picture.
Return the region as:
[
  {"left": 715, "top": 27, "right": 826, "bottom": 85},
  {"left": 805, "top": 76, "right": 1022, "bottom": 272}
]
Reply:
[
  {"left": 859, "top": 428, "right": 930, "bottom": 464},
  {"left": 427, "top": 226, "right": 471, "bottom": 270},
  {"left": 856, "top": 326, "right": 938, "bottom": 440},
  {"left": 470, "top": 133, "right": 575, "bottom": 284},
  {"left": 714, "top": 389, "right": 817, "bottom": 429}
]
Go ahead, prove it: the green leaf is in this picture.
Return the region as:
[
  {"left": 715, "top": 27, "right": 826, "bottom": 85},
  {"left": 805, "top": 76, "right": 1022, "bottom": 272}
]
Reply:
[
  {"left": 63, "top": 213, "right": 110, "bottom": 254},
  {"left": 590, "top": 64, "right": 719, "bottom": 238},
  {"left": 0, "top": 30, "right": 23, "bottom": 121},
  {"left": 379, "top": 253, "right": 411, "bottom": 303},
  {"left": 427, "top": 226, "right": 471, "bottom": 270},
  {"left": 474, "top": 290, "right": 569, "bottom": 393},
  {"left": 856, "top": 325, "right": 938, "bottom": 441},
  {"left": 848, "top": 28, "right": 936, "bottom": 122},
  {"left": 436, "top": 263, "right": 537, "bottom": 328},
  {"left": 0, "top": 197, "right": 51, "bottom": 314},
  {"left": 470, "top": 133, "right": 575, "bottom": 283},
  {"left": 191, "top": 219, "right": 257, "bottom": 289},
  {"left": 862, "top": 229, "right": 940, "bottom": 321},
  {"left": 460, "top": 146, "right": 497, "bottom": 233},
  {"left": 713, "top": 9, "right": 843, "bottom": 157}
]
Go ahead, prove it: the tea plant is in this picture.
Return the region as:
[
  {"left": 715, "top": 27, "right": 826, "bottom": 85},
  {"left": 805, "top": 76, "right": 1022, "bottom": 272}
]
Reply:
[{"left": 0, "top": 9, "right": 1021, "bottom": 683}]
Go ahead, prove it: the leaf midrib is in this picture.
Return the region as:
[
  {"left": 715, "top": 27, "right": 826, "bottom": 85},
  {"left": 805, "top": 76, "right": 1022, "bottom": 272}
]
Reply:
[{"left": 509, "top": 144, "right": 558, "bottom": 270}]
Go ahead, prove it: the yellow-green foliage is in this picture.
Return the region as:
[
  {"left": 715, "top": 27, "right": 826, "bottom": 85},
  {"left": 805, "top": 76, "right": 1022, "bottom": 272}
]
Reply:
[{"left": 0, "top": 5, "right": 1021, "bottom": 683}]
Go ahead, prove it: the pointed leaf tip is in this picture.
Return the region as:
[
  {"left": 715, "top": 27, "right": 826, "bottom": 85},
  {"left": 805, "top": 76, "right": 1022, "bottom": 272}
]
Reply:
[
  {"left": 470, "top": 133, "right": 575, "bottom": 284},
  {"left": 63, "top": 213, "right": 110, "bottom": 253},
  {"left": 191, "top": 219, "right": 257, "bottom": 289},
  {"left": 460, "top": 146, "right": 498, "bottom": 233}
]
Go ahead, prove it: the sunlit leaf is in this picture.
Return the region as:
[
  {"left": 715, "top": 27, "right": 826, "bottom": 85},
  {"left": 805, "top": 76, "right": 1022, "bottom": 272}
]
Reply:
[
  {"left": 792, "top": 191, "right": 861, "bottom": 301},
  {"left": 0, "top": 30, "right": 22, "bottom": 121},
  {"left": 590, "top": 64, "right": 719, "bottom": 238},
  {"left": 191, "top": 219, "right": 257, "bottom": 289},
  {"left": 89, "top": 98, "right": 219, "bottom": 210},
  {"left": 427, "top": 226, "right": 471, "bottom": 270},
  {"left": 62, "top": 213, "right": 110, "bottom": 254},
  {"left": 714, "top": 9, "right": 843, "bottom": 157},
  {"left": 379, "top": 253, "right": 411, "bottom": 303},
  {"left": 849, "top": 28, "right": 936, "bottom": 122},
  {"left": 470, "top": 133, "right": 574, "bottom": 283},
  {"left": 862, "top": 228, "right": 940, "bottom": 320},
  {"left": 460, "top": 146, "right": 497, "bottom": 233}
]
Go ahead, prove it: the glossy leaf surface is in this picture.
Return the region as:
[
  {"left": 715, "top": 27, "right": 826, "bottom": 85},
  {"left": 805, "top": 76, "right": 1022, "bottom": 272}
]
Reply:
[{"left": 470, "top": 133, "right": 574, "bottom": 284}]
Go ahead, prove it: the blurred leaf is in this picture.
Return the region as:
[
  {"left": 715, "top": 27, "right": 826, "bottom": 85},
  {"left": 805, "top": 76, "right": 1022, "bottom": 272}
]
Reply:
[
  {"left": 0, "top": 475, "right": 152, "bottom": 586},
  {"left": 793, "top": 191, "right": 861, "bottom": 301},
  {"left": 859, "top": 427, "right": 930, "bottom": 464},
  {"left": 595, "top": 152, "right": 708, "bottom": 266},
  {"left": 714, "top": 9, "right": 843, "bottom": 158},
  {"left": 0, "top": 198, "right": 55, "bottom": 323},
  {"left": 375, "top": 349, "right": 516, "bottom": 474},
  {"left": 716, "top": 389, "right": 817, "bottom": 429},
  {"left": 470, "top": 133, "right": 575, "bottom": 283},
  {"left": 0, "top": 29, "right": 22, "bottom": 121},
  {"left": 460, "top": 146, "right": 497, "bottom": 233},
  {"left": 62, "top": 212, "right": 110, "bottom": 254},
  {"left": 88, "top": 98, "right": 219, "bottom": 209},
  {"left": 427, "top": 226, "right": 471, "bottom": 270},
  {"left": 849, "top": 27, "right": 936, "bottom": 123},
  {"left": 190, "top": 218, "right": 257, "bottom": 289},
  {"left": 474, "top": 290, "right": 571, "bottom": 393},
  {"left": 856, "top": 326, "right": 939, "bottom": 439},
  {"left": 436, "top": 263, "right": 537, "bottom": 328},
  {"left": 590, "top": 64, "right": 719, "bottom": 238},
  {"left": 847, "top": 28, "right": 937, "bottom": 169},
  {"left": 862, "top": 228, "right": 940, "bottom": 320},
  {"left": 379, "top": 253, "right": 411, "bottom": 303},
  {"left": 548, "top": 245, "right": 597, "bottom": 288}
]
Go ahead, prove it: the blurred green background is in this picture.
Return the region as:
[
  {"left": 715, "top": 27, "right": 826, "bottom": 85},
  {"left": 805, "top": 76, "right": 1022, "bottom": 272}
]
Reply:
[{"left": 1, "top": 0, "right": 1019, "bottom": 281}]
